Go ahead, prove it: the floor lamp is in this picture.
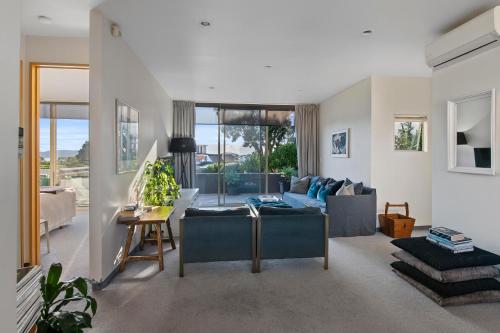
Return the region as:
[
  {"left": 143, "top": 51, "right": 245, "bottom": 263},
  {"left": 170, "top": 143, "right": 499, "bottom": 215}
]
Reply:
[{"left": 170, "top": 137, "right": 196, "bottom": 188}]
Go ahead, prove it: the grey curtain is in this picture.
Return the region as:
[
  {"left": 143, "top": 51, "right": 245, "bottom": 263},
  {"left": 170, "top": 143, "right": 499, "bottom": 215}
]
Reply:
[
  {"left": 295, "top": 104, "right": 319, "bottom": 177},
  {"left": 173, "top": 100, "right": 196, "bottom": 188}
]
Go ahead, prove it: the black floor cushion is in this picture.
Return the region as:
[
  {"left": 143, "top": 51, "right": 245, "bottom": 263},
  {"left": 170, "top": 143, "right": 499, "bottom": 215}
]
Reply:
[
  {"left": 391, "top": 261, "right": 500, "bottom": 298},
  {"left": 391, "top": 237, "right": 500, "bottom": 270}
]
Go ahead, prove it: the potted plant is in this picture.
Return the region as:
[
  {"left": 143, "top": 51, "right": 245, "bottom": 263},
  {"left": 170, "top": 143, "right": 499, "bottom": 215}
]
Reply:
[
  {"left": 37, "top": 263, "right": 97, "bottom": 333},
  {"left": 279, "top": 166, "right": 296, "bottom": 194},
  {"left": 143, "top": 159, "right": 181, "bottom": 206},
  {"left": 224, "top": 165, "right": 240, "bottom": 195}
]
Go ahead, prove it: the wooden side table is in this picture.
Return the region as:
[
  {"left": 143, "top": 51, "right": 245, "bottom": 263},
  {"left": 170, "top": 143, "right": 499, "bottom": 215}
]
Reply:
[{"left": 117, "top": 206, "right": 176, "bottom": 272}]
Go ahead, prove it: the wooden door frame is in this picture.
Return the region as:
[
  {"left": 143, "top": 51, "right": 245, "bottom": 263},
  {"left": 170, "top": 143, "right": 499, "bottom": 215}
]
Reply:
[{"left": 28, "top": 62, "right": 89, "bottom": 265}]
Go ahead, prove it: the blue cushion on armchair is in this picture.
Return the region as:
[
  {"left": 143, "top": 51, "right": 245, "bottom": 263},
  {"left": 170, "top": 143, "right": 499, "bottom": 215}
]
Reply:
[{"left": 307, "top": 180, "right": 322, "bottom": 198}]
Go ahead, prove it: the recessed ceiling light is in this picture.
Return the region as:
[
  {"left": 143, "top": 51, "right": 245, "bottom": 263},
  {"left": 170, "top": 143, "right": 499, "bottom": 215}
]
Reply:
[
  {"left": 209, "top": 86, "right": 215, "bottom": 90},
  {"left": 38, "top": 15, "right": 53, "bottom": 25},
  {"left": 200, "top": 21, "right": 211, "bottom": 27},
  {"left": 362, "top": 29, "right": 373, "bottom": 36},
  {"left": 264, "top": 65, "right": 273, "bottom": 69}
]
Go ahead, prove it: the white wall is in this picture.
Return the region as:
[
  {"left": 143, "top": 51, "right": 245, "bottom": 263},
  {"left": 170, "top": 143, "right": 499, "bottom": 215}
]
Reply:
[
  {"left": 371, "top": 76, "right": 432, "bottom": 226},
  {"left": 319, "top": 78, "right": 372, "bottom": 183},
  {"left": 19, "top": 36, "right": 90, "bottom": 264},
  {"left": 89, "top": 9, "right": 173, "bottom": 281},
  {"left": 432, "top": 46, "right": 500, "bottom": 254},
  {"left": 319, "top": 76, "right": 432, "bottom": 227},
  {"left": 0, "top": 0, "right": 20, "bottom": 331}
]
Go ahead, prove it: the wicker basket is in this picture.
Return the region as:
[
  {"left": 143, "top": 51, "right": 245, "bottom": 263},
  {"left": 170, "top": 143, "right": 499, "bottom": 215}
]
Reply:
[{"left": 379, "top": 202, "right": 415, "bottom": 238}]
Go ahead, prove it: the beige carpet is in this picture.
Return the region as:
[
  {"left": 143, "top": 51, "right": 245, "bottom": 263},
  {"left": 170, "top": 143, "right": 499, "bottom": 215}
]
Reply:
[
  {"left": 90, "top": 230, "right": 500, "bottom": 333},
  {"left": 41, "top": 208, "right": 89, "bottom": 280}
]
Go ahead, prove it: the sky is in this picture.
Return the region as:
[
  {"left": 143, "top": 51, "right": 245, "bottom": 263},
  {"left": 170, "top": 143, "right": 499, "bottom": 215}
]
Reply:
[{"left": 40, "top": 118, "right": 89, "bottom": 152}]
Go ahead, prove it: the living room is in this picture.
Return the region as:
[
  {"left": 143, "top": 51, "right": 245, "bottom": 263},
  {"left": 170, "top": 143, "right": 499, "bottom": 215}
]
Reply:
[{"left": 3, "top": 1, "right": 500, "bottom": 333}]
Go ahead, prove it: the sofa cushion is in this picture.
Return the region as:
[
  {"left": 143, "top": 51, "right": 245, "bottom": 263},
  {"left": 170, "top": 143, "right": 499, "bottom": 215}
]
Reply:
[
  {"left": 391, "top": 237, "right": 500, "bottom": 270},
  {"left": 325, "top": 179, "right": 344, "bottom": 197},
  {"left": 259, "top": 206, "right": 322, "bottom": 215},
  {"left": 345, "top": 178, "right": 364, "bottom": 195},
  {"left": 337, "top": 183, "right": 355, "bottom": 196},
  {"left": 290, "top": 176, "right": 310, "bottom": 194},
  {"left": 307, "top": 180, "right": 322, "bottom": 198},
  {"left": 185, "top": 207, "right": 250, "bottom": 217},
  {"left": 282, "top": 192, "right": 326, "bottom": 210}
]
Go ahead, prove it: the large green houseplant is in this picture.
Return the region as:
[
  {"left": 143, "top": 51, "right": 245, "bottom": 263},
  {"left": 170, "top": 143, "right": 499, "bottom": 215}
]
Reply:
[
  {"left": 143, "top": 159, "right": 180, "bottom": 206},
  {"left": 37, "top": 263, "right": 97, "bottom": 333}
]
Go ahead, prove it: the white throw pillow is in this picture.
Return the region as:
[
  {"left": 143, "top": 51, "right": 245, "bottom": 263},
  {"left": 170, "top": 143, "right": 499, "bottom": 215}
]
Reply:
[{"left": 336, "top": 183, "right": 355, "bottom": 196}]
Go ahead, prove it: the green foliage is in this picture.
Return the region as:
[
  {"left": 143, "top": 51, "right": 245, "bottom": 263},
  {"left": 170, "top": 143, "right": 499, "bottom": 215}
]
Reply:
[
  {"left": 37, "top": 263, "right": 97, "bottom": 333},
  {"left": 268, "top": 143, "right": 298, "bottom": 172},
  {"left": 394, "top": 121, "right": 423, "bottom": 151},
  {"left": 76, "top": 141, "right": 90, "bottom": 164},
  {"left": 143, "top": 159, "right": 180, "bottom": 206},
  {"left": 224, "top": 164, "right": 240, "bottom": 185},
  {"left": 202, "top": 163, "right": 222, "bottom": 173},
  {"left": 239, "top": 153, "right": 262, "bottom": 173},
  {"left": 280, "top": 166, "right": 297, "bottom": 181}
]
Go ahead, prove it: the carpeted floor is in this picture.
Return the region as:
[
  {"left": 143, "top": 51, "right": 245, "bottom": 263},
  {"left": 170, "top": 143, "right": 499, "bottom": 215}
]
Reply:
[
  {"left": 41, "top": 208, "right": 89, "bottom": 280},
  {"left": 89, "top": 230, "right": 500, "bottom": 333}
]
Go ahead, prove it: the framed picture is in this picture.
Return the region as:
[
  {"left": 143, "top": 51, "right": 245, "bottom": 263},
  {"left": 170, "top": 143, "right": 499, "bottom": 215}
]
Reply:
[
  {"left": 331, "top": 129, "right": 349, "bottom": 158},
  {"left": 116, "top": 100, "right": 139, "bottom": 174}
]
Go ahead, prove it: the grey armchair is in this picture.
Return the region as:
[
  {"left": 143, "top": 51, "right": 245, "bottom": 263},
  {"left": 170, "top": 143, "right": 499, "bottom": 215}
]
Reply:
[
  {"left": 251, "top": 206, "right": 329, "bottom": 272},
  {"left": 179, "top": 207, "right": 256, "bottom": 276}
]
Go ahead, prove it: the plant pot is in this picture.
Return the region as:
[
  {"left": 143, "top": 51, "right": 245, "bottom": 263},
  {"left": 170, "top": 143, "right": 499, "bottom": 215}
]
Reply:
[{"left": 279, "top": 180, "right": 291, "bottom": 194}]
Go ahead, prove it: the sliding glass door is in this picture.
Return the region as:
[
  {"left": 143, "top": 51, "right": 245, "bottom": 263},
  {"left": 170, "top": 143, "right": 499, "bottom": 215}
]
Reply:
[{"left": 195, "top": 105, "right": 295, "bottom": 206}]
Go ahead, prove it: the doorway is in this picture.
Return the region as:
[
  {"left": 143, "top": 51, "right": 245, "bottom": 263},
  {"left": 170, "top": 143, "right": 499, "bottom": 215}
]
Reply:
[{"left": 29, "top": 63, "right": 89, "bottom": 279}]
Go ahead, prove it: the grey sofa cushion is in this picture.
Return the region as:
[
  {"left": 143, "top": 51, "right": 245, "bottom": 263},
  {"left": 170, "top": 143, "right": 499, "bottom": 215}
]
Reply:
[
  {"left": 392, "top": 250, "right": 500, "bottom": 283},
  {"left": 345, "top": 178, "right": 364, "bottom": 195},
  {"left": 282, "top": 192, "right": 326, "bottom": 210},
  {"left": 259, "top": 206, "right": 322, "bottom": 215},
  {"left": 289, "top": 176, "right": 310, "bottom": 194},
  {"left": 185, "top": 207, "right": 250, "bottom": 217}
]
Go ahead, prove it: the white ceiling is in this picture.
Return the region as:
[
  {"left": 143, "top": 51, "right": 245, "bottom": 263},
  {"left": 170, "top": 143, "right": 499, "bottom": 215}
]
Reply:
[{"left": 22, "top": 0, "right": 500, "bottom": 104}]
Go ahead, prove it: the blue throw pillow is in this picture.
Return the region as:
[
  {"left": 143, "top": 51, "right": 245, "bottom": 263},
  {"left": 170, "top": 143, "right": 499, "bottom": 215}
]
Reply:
[
  {"left": 316, "top": 184, "right": 330, "bottom": 202},
  {"left": 307, "top": 180, "right": 322, "bottom": 198}
]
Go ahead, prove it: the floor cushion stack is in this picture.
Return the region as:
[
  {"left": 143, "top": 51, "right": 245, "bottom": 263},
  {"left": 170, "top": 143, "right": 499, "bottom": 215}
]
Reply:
[{"left": 391, "top": 236, "right": 500, "bottom": 306}]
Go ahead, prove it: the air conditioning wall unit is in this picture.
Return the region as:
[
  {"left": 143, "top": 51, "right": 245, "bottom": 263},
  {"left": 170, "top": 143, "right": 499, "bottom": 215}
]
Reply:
[{"left": 426, "top": 6, "right": 500, "bottom": 70}]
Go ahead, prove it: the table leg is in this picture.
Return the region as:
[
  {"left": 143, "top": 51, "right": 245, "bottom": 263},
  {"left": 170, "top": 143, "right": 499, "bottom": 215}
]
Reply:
[
  {"left": 166, "top": 218, "right": 176, "bottom": 249},
  {"left": 120, "top": 225, "right": 135, "bottom": 272},
  {"left": 156, "top": 223, "right": 164, "bottom": 271},
  {"left": 44, "top": 220, "right": 50, "bottom": 253},
  {"left": 140, "top": 224, "right": 146, "bottom": 250}
]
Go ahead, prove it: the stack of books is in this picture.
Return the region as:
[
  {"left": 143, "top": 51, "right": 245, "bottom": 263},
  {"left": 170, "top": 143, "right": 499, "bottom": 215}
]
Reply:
[
  {"left": 17, "top": 266, "right": 42, "bottom": 333},
  {"left": 426, "top": 227, "right": 474, "bottom": 254}
]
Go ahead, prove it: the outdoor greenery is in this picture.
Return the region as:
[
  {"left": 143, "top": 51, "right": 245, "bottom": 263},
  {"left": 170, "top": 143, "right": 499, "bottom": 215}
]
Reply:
[
  {"left": 394, "top": 121, "right": 424, "bottom": 151},
  {"left": 223, "top": 164, "right": 241, "bottom": 185},
  {"left": 143, "top": 159, "right": 180, "bottom": 206},
  {"left": 280, "top": 166, "right": 297, "bottom": 181},
  {"left": 37, "top": 263, "right": 97, "bottom": 333},
  {"left": 268, "top": 143, "right": 297, "bottom": 172}
]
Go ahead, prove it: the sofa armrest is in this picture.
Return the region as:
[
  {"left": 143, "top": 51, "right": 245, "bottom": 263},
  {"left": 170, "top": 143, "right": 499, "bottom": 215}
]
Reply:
[{"left": 326, "top": 189, "right": 377, "bottom": 237}]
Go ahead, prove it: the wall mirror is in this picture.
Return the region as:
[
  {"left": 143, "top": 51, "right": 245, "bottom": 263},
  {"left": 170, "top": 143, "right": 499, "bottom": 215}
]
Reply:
[{"left": 447, "top": 89, "right": 496, "bottom": 175}]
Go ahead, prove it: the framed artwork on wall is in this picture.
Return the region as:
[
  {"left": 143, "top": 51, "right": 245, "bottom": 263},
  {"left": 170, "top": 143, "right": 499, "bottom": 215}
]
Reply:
[
  {"left": 331, "top": 129, "right": 349, "bottom": 158},
  {"left": 116, "top": 100, "right": 139, "bottom": 174}
]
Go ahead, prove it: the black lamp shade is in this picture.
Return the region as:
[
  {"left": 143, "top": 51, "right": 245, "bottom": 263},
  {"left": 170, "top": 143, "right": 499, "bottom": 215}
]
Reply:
[
  {"left": 457, "top": 132, "right": 467, "bottom": 145},
  {"left": 170, "top": 137, "right": 196, "bottom": 153}
]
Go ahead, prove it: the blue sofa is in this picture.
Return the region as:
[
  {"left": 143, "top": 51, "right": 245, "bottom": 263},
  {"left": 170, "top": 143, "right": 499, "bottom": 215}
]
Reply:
[
  {"left": 250, "top": 205, "right": 328, "bottom": 272},
  {"left": 179, "top": 207, "right": 256, "bottom": 276},
  {"left": 283, "top": 186, "right": 377, "bottom": 238}
]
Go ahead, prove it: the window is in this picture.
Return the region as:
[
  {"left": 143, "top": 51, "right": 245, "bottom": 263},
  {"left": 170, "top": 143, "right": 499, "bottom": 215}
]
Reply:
[{"left": 394, "top": 115, "right": 427, "bottom": 152}]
